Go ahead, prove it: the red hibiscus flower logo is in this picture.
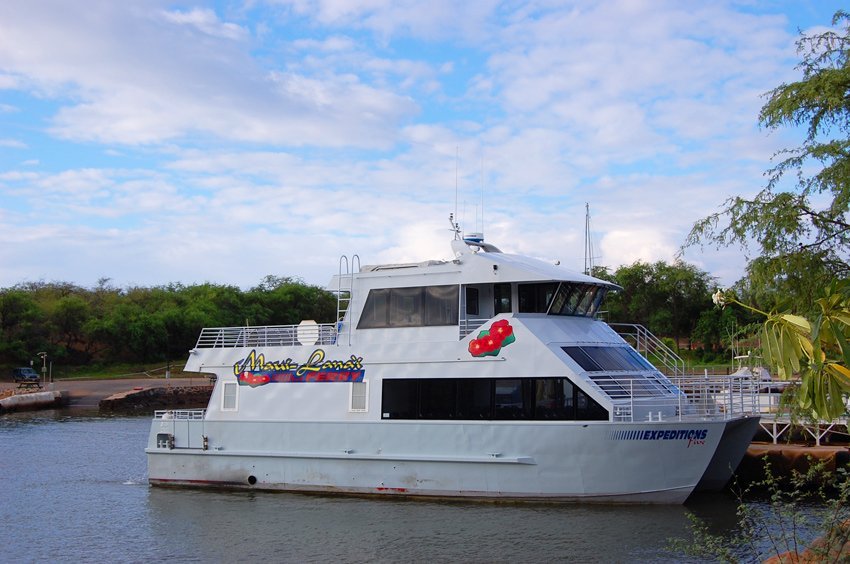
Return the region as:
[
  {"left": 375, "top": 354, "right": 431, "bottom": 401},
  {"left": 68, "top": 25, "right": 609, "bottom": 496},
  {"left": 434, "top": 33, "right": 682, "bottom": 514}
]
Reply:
[{"left": 468, "top": 320, "right": 516, "bottom": 357}]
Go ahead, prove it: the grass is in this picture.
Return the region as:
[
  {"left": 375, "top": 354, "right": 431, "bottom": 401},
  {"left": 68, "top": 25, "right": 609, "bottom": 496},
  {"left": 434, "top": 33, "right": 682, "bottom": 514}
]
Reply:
[{"left": 5, "top": 361, "right": 194, "bottom": 381}]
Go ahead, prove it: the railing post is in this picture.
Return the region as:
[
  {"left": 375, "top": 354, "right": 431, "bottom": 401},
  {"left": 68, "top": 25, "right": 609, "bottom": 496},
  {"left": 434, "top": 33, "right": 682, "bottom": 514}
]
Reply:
[{"left": 678, "top": 382, "right": 682, "bottom": 421}]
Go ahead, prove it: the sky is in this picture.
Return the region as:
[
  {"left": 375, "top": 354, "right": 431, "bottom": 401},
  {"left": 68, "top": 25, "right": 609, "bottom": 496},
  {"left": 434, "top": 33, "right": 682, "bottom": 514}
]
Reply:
[{"left": 0, "top": 0, "right": 843, "bottom": 291}]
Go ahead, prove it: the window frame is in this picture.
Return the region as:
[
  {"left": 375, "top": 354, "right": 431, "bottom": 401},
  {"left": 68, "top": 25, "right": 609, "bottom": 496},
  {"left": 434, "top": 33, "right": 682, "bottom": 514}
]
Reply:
[
  {"left": 221, "top": 381, "right": 239, "bottom": 411},
  {"left": 349, "top": 379, "right": 369, "bottom": 412}
]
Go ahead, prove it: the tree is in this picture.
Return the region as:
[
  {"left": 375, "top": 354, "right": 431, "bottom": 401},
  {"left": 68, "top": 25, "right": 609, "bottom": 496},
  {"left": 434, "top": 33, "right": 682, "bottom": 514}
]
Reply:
[
  {"left": 685, "top": 11, "right": 850, "bottom": 312},
  {"left": 604, "top": 260, "right": 714, "bottom": 346},
  {"left": 0, "top": 289, "right": 48, "bottom": 362},
  {"left": 715, "top": 281, "right": 850, "bottom": 420}
]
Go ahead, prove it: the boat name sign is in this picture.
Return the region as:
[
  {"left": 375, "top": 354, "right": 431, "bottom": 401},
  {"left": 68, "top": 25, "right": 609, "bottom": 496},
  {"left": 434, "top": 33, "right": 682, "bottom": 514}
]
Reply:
[
  {"left": 608, "top": 429, "right": 708, "bottom": 448},
  {"left": 233, "top": 349, "right": 365, "bottom": 387}
]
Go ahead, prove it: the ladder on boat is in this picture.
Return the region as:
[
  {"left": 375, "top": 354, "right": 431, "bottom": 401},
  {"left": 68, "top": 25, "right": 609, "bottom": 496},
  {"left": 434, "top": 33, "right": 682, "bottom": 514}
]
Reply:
[{"left": 336, "top": 254, "right": 360, "bottom": 346}]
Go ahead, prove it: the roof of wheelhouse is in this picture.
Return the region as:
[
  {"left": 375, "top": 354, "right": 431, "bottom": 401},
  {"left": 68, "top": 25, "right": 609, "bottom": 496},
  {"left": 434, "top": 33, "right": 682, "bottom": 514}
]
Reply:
[{"left": 329, "top": 237, "right": 621, "bottom": 290}]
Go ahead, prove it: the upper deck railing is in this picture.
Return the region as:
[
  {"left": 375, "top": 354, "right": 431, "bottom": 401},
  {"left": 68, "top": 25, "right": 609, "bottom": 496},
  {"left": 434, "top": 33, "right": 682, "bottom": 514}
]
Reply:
[{"left": 195, "top": 324, "right": 338, "bottom": 349}]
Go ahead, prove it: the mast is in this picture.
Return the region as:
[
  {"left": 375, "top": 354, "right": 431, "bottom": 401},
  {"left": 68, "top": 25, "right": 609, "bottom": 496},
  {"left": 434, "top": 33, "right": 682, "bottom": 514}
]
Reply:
[{"left": 584, "top": 203, "right": 592, "bottom": 275}]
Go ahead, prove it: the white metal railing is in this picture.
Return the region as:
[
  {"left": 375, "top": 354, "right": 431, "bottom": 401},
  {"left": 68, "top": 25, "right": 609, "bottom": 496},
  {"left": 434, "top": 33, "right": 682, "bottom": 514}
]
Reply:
[
  {"left": 195, "top": 324, "right": 338, "bottom": 349},
  {"left": 459, "top": 317, "right": 490, "bottom": 338},
  {"left": 154, "top": 409, "right": 206, "bottom": 420},
  {"left": 610, "top": 323, "right": 686, "bottom": 377},
  {"left": 610, "top": 375, "right": 766, "bottom": 422}
]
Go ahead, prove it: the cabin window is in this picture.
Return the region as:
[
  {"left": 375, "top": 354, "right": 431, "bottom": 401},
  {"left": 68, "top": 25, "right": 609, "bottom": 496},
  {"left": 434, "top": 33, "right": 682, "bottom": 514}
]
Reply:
[
  {"left": 390, "top": 287, "right": 423, "bottom": 326},
  {"left": 425, "top": 286, "right": 459, "bottom": 325},
  {"left": 381, "top": 379, "right": 418, "bottom": 418},
  {"left": 518, "top": 282, "right": 558, "bottom": 313},
  {"left": 222, "top": 382, "right": 238, "bottom": 411},
  {"left": 419, "top": 378, "right": 457, "bottom": 419},
  {"left": 350, "top": 380, "right": 369, "bottom": 412},
  {"left": 381, "top": 377, "right": 607, "bottom": 421},
  {"left": 457, "top": 378, "right": 492, "bottom": 419},
  {"left": 465, "top": 287, "right": 480, "bottom": 316},
  {"left": 534, "top": 378, "right": 575, "bottom": 419},
  {"left": 494, "top": 379, "right": 533, "bottom": 419},
  {"left": 358, "top": 285, "right": 459, "bottom": 329},
  {"left": 577, "top": 388, "right": 610, "bottom": 420},
  {"left": 494, "top": 283, "right": 512, "bottom": 314}
]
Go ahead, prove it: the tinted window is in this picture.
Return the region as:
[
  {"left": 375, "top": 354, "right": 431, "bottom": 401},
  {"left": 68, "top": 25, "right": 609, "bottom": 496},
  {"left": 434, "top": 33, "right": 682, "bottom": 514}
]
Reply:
[
  {"left": 548, "top": 283, "right": 607, "bottom": 317},
  {"left": 518, "top": 282, "right": 558, "bottom": 313},
  {"left": 562, "top": 346, "right": 652, "bottom": 372},
  {"left": 419, "top": 379, "right": 457, "bottom": 419},
  {"left": 382, "top": 379, "right": 418, "bottom": 418},
  {"left": 358, "top": 285, "right": 459, "bottom": 329},
  {"left": 381, "top": 377, "right": 607, "bottom": 421},
  {"left": 465, "top": 287, "right": 480, "bottom": 316},
  {"left": 457, "top": 378, "right": 491, "bottom": 419},
  {"left": 425, "top": 286, "right": 459, "bottom": 326},
  {"left": 494, "top": 283, "right": 512, "bottom": 314}
]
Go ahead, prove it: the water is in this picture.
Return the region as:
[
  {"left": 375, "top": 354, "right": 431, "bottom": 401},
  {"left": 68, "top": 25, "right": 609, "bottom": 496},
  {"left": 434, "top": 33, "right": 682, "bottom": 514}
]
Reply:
[{"left": 0, "top": 411, "right": 761, "bottom": 562}]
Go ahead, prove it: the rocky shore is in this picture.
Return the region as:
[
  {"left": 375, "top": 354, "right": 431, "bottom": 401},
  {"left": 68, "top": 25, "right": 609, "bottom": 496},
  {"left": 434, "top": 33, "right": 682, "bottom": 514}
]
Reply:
[{"left": 99, "top": 385, "right": 213, "bottom": 414}]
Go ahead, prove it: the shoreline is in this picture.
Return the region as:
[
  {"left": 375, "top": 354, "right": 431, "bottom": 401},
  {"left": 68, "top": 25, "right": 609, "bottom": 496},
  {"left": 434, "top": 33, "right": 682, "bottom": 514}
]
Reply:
[{"left": 0, "top": 377, "right": 209, "bottom": 409}]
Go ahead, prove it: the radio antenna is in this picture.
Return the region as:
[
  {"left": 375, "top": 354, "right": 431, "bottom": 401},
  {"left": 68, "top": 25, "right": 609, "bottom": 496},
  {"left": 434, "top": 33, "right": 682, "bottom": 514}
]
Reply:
[{"left": 454, "top": 146, "right": 459, "bottom": 236}]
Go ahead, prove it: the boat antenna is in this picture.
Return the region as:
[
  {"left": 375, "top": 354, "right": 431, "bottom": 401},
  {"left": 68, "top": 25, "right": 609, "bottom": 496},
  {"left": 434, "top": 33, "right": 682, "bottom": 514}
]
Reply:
[
  {"left": 584, "top": 203, "right": 598, "bottom": 275},
  {"left": 480, "top": 154, "right": 485, "bottom": 237},
  {"left": 454, "top": 146, "right": 459, "bottom": 236},
  {"left": 449, "top": 213, "right": 461, "bottom": 239}
]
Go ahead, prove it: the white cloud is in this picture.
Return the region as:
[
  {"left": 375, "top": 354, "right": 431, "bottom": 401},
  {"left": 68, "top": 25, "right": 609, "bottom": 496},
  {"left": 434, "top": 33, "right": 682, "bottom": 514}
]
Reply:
[
  {"left": 160, "top": 8, "right": 248, "bottom": 40},
  {"left": 0, "top": 1, "right": 417, "bottom": 147},
  {"left": 0, "top": 0, "right": 832, "bottom": 291},
  {"left": 0, "top": 138, "right": 26, "bottom": 148}
]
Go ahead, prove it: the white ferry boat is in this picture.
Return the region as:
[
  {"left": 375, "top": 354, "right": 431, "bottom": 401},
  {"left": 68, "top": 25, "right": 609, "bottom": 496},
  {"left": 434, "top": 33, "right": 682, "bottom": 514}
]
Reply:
[{"left": 147, "top": 231, "right": 760, "bottom": 503}]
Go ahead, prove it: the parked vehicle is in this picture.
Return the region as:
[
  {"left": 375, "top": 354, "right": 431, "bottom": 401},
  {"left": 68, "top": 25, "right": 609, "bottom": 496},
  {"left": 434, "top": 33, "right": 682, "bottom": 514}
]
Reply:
[{"left": 12, "top": 367, "right": 40, "bottom": 382}]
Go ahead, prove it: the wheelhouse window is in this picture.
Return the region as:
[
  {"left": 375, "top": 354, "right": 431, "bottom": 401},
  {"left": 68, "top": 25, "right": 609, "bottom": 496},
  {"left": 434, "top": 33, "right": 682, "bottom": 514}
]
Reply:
[
  {"left": 358, "top": 285, "right": 459, "bottom": 329},
  {"left": 381, "top": 377, "right": 608, "bottom": 421},
  {"left": 548, "top": 283, "right": 607, "bottom": 317}
]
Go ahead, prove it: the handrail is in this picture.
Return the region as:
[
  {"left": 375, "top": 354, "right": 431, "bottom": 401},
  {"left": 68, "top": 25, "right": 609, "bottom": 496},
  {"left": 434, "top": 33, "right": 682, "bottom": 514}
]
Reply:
[
  {"left": 195, "top": 324, "right": 338, "bottom": 349},
  {"left": 154, "top": 409, "right": 206, "bottom": 420},
  {"left": 459, "top": 317, "right": 491, "bottom": 339},
  {"left": 609, "top": 374, "right": 765, "bottom": 422},
  {"left": 609, "top": 323, "right": 686, "bottom": 377}
]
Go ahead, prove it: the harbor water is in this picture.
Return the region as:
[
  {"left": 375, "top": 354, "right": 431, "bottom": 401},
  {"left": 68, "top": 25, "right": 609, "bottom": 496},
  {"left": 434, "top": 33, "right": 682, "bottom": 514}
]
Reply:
[{"left": 0, "top": 410, "right": 783, "bottom": 562}]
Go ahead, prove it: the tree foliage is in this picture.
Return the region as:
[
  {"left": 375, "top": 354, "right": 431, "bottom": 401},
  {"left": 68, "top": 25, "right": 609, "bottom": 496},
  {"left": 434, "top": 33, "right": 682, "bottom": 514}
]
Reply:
[
  {"left": 718, "top": 281, "right": 850, "bottom": 420},
  {"left": 686, "top": 11, "right": 850, "bottom": 311},
  {"left": 0, "top": 278, "right": 336, "bottom": 367},
  {"left": 602, "top": 260, "right": 715, "bottom": 345}
]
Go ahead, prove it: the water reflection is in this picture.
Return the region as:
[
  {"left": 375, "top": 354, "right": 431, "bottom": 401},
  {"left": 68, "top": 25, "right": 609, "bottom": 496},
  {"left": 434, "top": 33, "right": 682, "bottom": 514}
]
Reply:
[{"left": 146, "top": 487, "right": 699, "bottom": 562}]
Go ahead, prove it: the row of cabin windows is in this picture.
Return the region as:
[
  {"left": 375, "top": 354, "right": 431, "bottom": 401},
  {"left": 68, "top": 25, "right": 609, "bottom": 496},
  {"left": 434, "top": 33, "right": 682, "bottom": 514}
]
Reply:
[
  {"left": 358, "top": 285, "right": 459, "bottom": 328},
  {"left": 359, "top": 282, "right": 609, "bottom": 329},
  {"left": 381, "top": 377, "right": 609, "bottom": 421}
]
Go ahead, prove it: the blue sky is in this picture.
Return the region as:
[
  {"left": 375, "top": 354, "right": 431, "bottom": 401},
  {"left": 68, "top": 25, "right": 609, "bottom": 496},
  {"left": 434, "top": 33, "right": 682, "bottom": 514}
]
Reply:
[{"left": 0, "top": 0, "right": 843, "bottom": 289}]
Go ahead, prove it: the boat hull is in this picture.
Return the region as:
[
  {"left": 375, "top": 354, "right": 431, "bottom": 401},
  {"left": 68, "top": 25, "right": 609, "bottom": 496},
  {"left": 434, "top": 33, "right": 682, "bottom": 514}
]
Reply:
[{"left": 147, "top": 417, "right": 752, "bottom": 504}]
